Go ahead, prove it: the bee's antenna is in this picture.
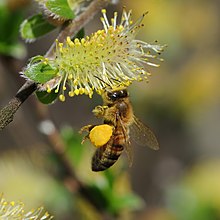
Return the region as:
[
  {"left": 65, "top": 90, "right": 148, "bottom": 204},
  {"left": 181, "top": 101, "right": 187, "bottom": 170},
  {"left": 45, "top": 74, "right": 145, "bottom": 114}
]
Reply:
[
  {"left": 94, "top": 76, "right": 127, "bottom": 91},
  {"left": 109, "top": 77, "right": 127, "bottom": 89},
  {"left": 110, "top": 78, "right": 121, "bottom": 84},
  {"left": 93, "top": 75, "right": 111, "bottom": 88}
]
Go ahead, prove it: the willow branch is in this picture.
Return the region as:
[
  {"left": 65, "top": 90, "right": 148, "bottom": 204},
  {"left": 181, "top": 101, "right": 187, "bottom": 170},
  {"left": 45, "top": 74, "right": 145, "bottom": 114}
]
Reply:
[
  {"left": 0, "top": 0, "right": 111, "bottom": 131},
  {"left": 0, "top": 81, "right": 37, "bottom": 130}
]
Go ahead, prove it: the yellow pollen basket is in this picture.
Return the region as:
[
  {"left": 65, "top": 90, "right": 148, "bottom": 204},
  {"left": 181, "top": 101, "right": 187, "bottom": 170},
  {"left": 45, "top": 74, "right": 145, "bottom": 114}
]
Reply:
[{"left": 89, "top": 124, "right": 113, "bottom": 148}]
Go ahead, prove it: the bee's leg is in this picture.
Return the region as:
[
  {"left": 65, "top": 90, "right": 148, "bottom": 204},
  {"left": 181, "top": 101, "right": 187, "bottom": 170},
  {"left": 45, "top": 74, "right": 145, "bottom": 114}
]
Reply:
[
  {"left": 79, "top": 125, "right": 95, "bottom": 144},
  {"left": 80, "top": 124, "right": 95, "bottom": 133},
  {"left": 92, "top": 105, "right": 108, "bottom": 118}
]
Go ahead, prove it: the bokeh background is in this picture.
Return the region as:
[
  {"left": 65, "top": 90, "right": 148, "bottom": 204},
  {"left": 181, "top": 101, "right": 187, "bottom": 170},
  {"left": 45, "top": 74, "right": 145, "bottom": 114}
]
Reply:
[{"left": 0, "top": 0, "right": 220, "bottom": 219}]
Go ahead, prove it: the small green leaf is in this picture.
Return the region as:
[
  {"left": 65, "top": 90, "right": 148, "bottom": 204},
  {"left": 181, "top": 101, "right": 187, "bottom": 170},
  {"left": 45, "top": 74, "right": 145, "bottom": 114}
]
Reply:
[
  {"left": 24, "top": 62, "right": 58, "bottom": 83},
  {"left": 36, "top": 89, "right": 59, "bottom": 104},
  {"left": 46, "top": 0, "right": 75, "bottom": 20},
  {"left": 20, "top": 14, "right": 56, "bottom": 41}
]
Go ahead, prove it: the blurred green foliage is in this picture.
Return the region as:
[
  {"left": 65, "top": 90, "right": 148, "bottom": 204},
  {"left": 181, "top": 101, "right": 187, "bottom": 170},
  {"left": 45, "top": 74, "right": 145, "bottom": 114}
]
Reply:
[
  {"left": 0, "top": 127, "right": 144, "bottom": 219},
  {"left": 60, "top": 126, "right": 144, "bottom": 217},
  {"left": 61, "top": 126, "right": 85, "bottom": 167},
  {"left": 165, "top": 160, "right": 220, "bottom": 220},
  {"left": 0, "top": 1, "right": 26, "bottom": 58}
]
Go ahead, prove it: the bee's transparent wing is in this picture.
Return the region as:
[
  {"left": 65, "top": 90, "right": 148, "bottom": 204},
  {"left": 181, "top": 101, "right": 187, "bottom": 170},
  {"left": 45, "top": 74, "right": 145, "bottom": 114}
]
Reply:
[
  {"left": 130, "top": 116, "right": 159, "bottom": 150},
  {"left": 117, "top": 113, "right": 133, "bottom": 167},
  {"left": 123, "top": 133, "right": 133, "bottom": 167}
]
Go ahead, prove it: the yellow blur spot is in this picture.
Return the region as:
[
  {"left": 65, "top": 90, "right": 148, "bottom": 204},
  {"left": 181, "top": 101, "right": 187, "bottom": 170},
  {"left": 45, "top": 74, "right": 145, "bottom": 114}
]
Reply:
[{"left": 89, "top": 124, "right": 113, "bottom": 147}]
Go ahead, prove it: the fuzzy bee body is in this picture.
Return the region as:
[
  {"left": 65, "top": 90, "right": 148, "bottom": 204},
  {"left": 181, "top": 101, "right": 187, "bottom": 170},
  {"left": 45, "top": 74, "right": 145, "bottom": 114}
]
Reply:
[
  {"left": 92, "top": 123, "right": 127, "bottom": 171},
  {"left": 81, "top": 88, "right": 159, "bottom": 172}
]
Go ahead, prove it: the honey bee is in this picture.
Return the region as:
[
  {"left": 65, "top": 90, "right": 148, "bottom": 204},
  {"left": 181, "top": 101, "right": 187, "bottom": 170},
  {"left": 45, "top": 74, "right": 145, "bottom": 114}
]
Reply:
[{"left": 81, "top": 88, "right": 159, "bottom": 171}]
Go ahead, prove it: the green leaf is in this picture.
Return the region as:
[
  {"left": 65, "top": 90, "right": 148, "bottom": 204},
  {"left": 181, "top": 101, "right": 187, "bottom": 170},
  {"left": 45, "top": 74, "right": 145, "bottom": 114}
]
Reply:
[
  {"left": 24, "top": 62, "right": 58, "bottom": 83},
  {"left": 20, "top": 14, "right": 56, "bottom": 41},
  {"left": 36, "top": 89, "right": 59, "bottom": 104},
  {"left": 46, "top": 0, "right": 75, "bottom": 20}
]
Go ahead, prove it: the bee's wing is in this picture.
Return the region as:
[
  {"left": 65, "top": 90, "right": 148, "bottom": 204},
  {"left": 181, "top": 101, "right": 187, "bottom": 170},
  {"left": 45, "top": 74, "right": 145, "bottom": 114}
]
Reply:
[
  {"left": 130, "top": 116, "right": 159, "bottom": 150},
  {"left": 116, "top": 113, "right": 133, "bottom": 166},
  {"left": 124, "top": 140, "right": 133, "bottom": 167}
]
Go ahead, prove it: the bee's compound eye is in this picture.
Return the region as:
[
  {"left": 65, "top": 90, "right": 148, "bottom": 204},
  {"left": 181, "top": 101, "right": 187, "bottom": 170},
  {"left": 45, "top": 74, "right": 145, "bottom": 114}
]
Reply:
[
  {"left": 107, "top": 91, "right": 118, "bottom": 101},
  {"left": 120, "top": 90, "right": 128, "bottom": 98}
]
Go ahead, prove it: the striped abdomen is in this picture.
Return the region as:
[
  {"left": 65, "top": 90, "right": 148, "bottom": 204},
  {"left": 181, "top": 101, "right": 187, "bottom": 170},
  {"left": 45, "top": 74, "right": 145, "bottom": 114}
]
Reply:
[{"left": 91, "top": 126, "right": 126, "bottom": 171}]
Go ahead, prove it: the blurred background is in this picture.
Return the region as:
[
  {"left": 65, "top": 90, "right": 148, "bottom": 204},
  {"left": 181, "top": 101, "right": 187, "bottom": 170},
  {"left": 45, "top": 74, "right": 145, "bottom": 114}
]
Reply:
[{"left": 0, "top": 0, "right": 220, "bottom": 219}]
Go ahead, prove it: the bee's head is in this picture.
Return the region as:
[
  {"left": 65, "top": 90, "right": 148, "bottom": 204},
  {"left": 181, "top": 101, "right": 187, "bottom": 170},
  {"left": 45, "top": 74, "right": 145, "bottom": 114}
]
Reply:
[
  {"left": 107, "top": 89, "right": 128, "bottom": 101},
  {"left": 102, "top": 87, "right": 129, "bottom": 104},
  {"left": 93, "top": 76, "right": 129, "bottom": 103}
]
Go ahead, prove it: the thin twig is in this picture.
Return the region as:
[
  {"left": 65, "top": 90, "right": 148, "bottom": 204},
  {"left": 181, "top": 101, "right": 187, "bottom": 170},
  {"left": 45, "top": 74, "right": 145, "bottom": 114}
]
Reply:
[
  {"left": 0, "top": 0, "right": 111, "bottom": 131},
  {"left": 0, "top": 81, "right": 37, "bottom": 130}
]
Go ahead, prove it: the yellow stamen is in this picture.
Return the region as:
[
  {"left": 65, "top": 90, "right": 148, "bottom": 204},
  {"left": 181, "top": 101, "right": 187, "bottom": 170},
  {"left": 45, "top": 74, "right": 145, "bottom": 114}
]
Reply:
[
  {"left": 46, "top": 85, "right": 51, "bottom": 93},
  {"left": 69, "top": 91, "right": 74, "bottom": 97},
  {"left": 59, "top": 94, "right": 65, "bottom": 102}
]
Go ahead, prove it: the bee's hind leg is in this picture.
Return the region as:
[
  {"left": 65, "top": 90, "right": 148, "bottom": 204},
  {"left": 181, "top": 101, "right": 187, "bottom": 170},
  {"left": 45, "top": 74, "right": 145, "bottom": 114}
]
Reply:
[
  {"left": 80, "top": 124, "right": 95, "bottom": 133},
  {"left": 79, "top": 125, "right": 95, "bottom": 144}
]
